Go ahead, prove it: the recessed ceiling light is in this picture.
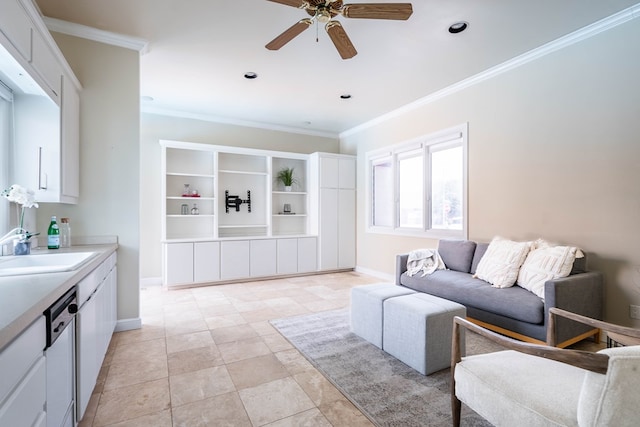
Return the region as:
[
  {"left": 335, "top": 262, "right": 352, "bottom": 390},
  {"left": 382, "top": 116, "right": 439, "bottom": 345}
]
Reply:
[
  {"left": 340, "top": 94, "right": 352, "bottom": 100},
  {"left": 448, "top": 21, "right": 468, "bottom": 34},
  {"left": 244, "top": 72, "right": 258, "bottom": 79}
]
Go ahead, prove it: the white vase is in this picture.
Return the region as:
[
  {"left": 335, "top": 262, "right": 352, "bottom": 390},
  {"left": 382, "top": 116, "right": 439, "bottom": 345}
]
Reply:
[{"left": 285, "top": 186, "right": 292, "bottom": 192}]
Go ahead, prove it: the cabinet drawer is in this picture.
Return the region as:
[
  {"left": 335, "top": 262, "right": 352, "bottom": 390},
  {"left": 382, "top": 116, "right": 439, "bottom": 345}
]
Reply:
[
  {"left": 0, "top": 355, "right": 46, "bottom": 427},
  {"left": 0, "top": 316, "right": 45, "bottom": 403}
]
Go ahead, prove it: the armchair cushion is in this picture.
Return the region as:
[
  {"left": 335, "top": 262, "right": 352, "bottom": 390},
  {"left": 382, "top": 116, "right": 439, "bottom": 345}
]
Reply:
[{"left": 455, "top": 350, "right": 585, "bottom": 426}]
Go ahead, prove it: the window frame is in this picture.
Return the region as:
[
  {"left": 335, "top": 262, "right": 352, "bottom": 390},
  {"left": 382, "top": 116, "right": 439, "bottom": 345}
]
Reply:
[{"left": 366, "top": 123, "right": 468, "bottom": 239}]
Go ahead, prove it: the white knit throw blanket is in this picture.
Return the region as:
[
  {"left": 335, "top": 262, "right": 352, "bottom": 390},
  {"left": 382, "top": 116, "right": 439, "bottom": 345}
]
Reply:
[{"left": 406, "top": 249, "right": 445, "bottom": 277}]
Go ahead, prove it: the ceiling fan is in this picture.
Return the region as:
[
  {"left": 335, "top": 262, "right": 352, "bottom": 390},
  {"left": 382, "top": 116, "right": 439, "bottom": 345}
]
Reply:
[{"left": 265, "top": 0, "right": 413, "bottom": 59}]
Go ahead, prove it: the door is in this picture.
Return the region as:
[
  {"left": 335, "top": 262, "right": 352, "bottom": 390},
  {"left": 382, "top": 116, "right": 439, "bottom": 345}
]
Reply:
[{"left": 319, "top": 188, "right": 338, "bottom": 270}]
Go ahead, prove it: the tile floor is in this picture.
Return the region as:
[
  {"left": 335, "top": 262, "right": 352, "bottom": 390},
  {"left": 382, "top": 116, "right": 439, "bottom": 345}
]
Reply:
[{"left": 79, "top": 271, "right": 382, "bottom": 427}]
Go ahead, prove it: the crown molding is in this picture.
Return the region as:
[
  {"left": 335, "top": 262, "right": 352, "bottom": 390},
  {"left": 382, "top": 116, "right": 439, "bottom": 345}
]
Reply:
[
  {"left": 43, "top": 17, "right": 149, "bottom": 54},
  {"left": 141, "top": 105, "right": 339, "bottom": 139},
  {"left": 340, "top": 2, "right": 640, "bottom": 138}
]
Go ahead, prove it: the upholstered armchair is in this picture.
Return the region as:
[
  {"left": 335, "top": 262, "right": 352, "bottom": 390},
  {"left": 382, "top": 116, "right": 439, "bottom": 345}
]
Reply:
[{"left": 451, "top": 307, "right": 640, "bottom": 427}]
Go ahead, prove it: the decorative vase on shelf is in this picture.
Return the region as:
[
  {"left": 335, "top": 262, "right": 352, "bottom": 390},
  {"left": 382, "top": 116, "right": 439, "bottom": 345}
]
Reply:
[
  {"left": 13, "top": 240, "right": 31, "bottom": 255},
  {"left": 285, "top": 186, "right": 292, "bottom": 192}
]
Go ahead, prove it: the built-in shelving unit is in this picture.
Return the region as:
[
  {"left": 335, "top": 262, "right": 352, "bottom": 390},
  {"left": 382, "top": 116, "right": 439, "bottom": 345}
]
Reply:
[{"left": 160, "top": 141, "right": 353, "bottom": 287}]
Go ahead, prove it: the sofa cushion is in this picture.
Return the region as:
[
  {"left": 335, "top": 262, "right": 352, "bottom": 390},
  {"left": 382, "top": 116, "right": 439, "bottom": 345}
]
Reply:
[
  {"left": 474, "top": 237, "right": 532, "bottom": 288},
  {"left": 438, "top": 239, "right": 477, "bottom": 273},
  {"left": 470, "top": 242, "right": 489, "bottom": 275},
  {"left": 400, "top": 270, "right": 544, "bottom": 324},
  {"left": 517, "top": 239, "right": 580, "bottom": 299}
]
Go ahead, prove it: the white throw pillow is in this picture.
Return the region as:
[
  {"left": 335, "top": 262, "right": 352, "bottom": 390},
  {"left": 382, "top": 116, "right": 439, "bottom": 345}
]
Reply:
[
  {"left": 517, "top": 239, "right": 581, "bottom": 299},
  {"left": 474, "top": 237, "right": 532, "bottom": 288}
]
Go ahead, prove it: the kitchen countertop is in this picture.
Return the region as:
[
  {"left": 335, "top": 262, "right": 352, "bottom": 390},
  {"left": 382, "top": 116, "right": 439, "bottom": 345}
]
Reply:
[{"left": 0, "top": 244, "right": 118, "bottom": 352}]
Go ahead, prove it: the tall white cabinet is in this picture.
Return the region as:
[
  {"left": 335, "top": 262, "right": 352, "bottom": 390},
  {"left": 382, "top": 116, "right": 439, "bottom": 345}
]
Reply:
[
  {"left": 310, "top": 153, "right": 356, "bottom": 271},
  {"left": 161, "top": 140, "right": 325, "bottom": 287}
]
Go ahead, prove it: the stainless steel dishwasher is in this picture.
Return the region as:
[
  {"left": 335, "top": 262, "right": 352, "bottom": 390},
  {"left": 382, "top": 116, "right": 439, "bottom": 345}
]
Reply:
[{"left": 44, "top": 287, "right": 78, "bottom": 427}]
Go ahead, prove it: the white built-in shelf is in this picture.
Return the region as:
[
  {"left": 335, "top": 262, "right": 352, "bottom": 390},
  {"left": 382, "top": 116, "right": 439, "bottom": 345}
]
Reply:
[
  {"left": 167, "top": 214, "right": 215, "bottom": 218},
  {"left": 272, "top": 191, "right": 307, "bottom": 195},
  {"left": 273, "top": 214, "right": 307, "bottom": 217},
  {"left": 218, "top": 224, "right": 268, "bottom": 229},
  {"left": 167, "top": 172, "right": 215, "bottom": 178},
  {"left": 218, "top": 170, "right": 268, "bottom": 176},
  {"left": 167, "top": 196, "right": 215, "bottom": 200}
]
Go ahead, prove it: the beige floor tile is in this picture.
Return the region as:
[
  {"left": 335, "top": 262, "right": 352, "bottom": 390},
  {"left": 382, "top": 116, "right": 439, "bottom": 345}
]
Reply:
[
  {"left": 239, "top": 377, "right": 316, "bottom": 426},
  {"left": 210, "top": 324, "right": 258, "bottom": 344},
  {"left": 198, "top": 302, "right": 239, "bottom": 318},
  {"left": 166, "top": 330, "right": 215, "bottom": 354},
  {"left": 273, "top": 349, "right": 315, "bottom": 375},
  {"left": 171, "top": 392, "right": 252, "bottom": 427},
  {"left": 263, "top": 408, "right": 332, "bottom": 427},
  {"left": 205, "top": 313, "right": 247, "bottom": 329},
  {"left": 169, "top": 365, "right": 236, "bottom": 406},
  {"left": 93, "top": 378, "right": 170, "bottom": 426},
  {"left": 302, "top": 298, "right": 349, "bottom": 312},
  {"left": 262, "top": 333, "right": 294, "bottom": 352},
  {"left": 318, "top": 398, "right": 375, "bottom": 427},
  {"left": 110, "top": 338, "right": 166, "bottom": 365},
  {"left": 101, "top": 409, "right": 172, "bottom": 427},
  {"left": 164, "top": 317, "right": 209, "bottom": 337},
  {"left": 218, "top": 336, "right": 272, "bottom": 364},
  {"left": 77, "top": 391, "right": 101, "bottom": 427},
  {"left": 115, "top": 324, "right": 166, "bottom": 346},
  {"left": 103, "top": 357, "right": 168, "bottom": 390},
  {"left": 293, "top": 370, "right": 344, "bottom": 406},
  {"left": 167, "top": 344, "right": 224, "bottom": 376},
  {"left": 240, "top": 308, "right": 281, "bottom": 323},
  {"left": 227, "top": 354, "right": 290, "bottom": 390},
  {"left": 249, "top": 320, "right": 278, "bottom": 336}
]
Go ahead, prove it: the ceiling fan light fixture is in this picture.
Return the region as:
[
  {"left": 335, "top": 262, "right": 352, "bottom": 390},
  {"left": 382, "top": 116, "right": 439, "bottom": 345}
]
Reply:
[
  {"left": 317, "top": 9, "right": 332, "bottom": 23},
  {"left": 448, "top": 21, "right": 468, "bottom": 34}
]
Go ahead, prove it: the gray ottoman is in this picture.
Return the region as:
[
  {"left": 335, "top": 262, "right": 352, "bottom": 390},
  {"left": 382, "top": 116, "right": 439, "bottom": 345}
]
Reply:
[
  {"left": 383, "top": 293, "right": 466, "bottom": 375},
  {"left": 350, "top": 283, "right": 416, "bottom": 348}
]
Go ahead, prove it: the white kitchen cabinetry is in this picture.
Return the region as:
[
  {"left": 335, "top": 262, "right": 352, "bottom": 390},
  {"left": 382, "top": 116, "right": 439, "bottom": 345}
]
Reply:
[
  {"left": 0, "top": 316, "right": 47, "bottom": 427},
  {"left": 251, "top": 239, "right": 277, "bottom": 277},
  {"left": 1, "top": 0, "right": 81, "bottom": 204},
  {"left": 297, "top": 237, "right": 317, "bottom": 273},
  {"left": 311, "top": 153, "right": 356, "bottom": 271},
  {"left": 220, "top": 240, "right": 250, "bottom": 280},
  {"left": 164, "top": 241, "right": 220, "bottom": 285},
  {"left": 76, "top": 253, "right": 117, "bottom": 421}
]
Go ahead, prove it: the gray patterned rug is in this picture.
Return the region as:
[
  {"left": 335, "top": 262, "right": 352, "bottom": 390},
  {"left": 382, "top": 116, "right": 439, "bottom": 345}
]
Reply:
[{"left": 271, "top": 309, "right": 502, "bottom": 427}]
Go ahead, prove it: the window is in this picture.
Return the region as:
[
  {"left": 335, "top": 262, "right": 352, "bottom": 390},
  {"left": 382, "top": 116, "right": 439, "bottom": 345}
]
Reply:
[
  {"left": 0, "top": 81, "right": 12, "bottom": 233},
  {"left": 367, "top": 123, "right": 468, "bottom": 238}
]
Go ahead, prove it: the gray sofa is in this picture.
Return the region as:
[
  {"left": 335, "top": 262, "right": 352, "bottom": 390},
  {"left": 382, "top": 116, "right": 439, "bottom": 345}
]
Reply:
[{"left": 395, "top": 239, "right": 604, "bottom": 347}]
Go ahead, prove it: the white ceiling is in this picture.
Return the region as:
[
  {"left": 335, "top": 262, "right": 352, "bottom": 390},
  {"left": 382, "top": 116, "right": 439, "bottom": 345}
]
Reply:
[{"left": 34, "top": 0, "right": 640, "bottom": 136}]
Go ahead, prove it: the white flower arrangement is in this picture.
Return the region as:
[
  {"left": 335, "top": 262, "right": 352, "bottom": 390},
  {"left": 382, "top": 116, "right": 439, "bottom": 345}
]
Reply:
[{"left": 2, "top": 184, "right": 39, "bottom": 240}]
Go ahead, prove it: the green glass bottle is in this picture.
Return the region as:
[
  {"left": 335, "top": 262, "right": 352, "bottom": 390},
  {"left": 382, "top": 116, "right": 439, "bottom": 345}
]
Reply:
[{"left": 47, "top": 216, "right": 60, "bottom": 249}]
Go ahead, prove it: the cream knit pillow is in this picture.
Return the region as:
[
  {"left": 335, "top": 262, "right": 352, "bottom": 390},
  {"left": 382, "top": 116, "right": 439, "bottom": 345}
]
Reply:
[
  {"left": 474, "top": 237, "right": 532, "bottom": 288},
  {"left": 517, "top": 239, "right": 581, "bottom": 299}
]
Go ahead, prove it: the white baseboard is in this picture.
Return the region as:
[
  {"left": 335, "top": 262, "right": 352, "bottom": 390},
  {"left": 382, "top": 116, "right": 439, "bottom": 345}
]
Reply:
[
  {"left": 355, "top": 266, "right": 394, "bottom": 283},
  {"left": 140, "top": 277, "right": 162, "bottom": 287},
  {"left": 115, "top": 318, "right": 142, "bottom": 332}
]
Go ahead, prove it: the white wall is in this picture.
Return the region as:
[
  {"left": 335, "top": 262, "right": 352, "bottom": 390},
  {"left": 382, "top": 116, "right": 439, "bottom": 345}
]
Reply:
[
  {"left": 36, "top": 34, "right": 141, "bottom": 322},
  {"left": 139, "top": 113, "right": 340, "bottom": 279},
  {"left": 341, "top": 19, "right": 640, "bottom": 326}
]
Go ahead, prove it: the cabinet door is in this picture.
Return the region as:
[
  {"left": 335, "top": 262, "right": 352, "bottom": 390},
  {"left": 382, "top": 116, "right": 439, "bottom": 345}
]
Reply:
[
  {"left": 31, "top": 29, "right": 61, "bottom": 101},
  {"left": 319, "top": 188, "right": 338, "bottom": 270},
  {"left": 297, "top": 237, "right": 317, "bottom": 273},
  {"left": 338, "top": 157, "right": 356, "bottom": 189},
  {"left": 61, "top": 75, "right": 80, "bottom": 201},
  {"left": 0, "top": 0, "right": 33, "bottom": 61},
  {"left": 338, "top": 189, "right": 356, "bottom": 268},
  {"left": 0, "top": 356, "right": 46, "bottom": 427},
  {"left": 220, "top": 240, "right": 250, "bottom": 280},
  {"left": 250, "top": 239, "right": 277, "bottom": 277},
  {"left": 46, "top": 322, "right": 74, "bottom": 427},
  {"left": 194, "top": 241, "right": 220, "bottom": 283},
  {"left": 76, "top": 294, "right": 98, "bottom": 421},
  {"left": 319, "top": 156, "right": 339, "bottom": 189},
  {"left": 276, "top": 239, "right": 298, "bottom": 274},
  {"left": 164, "top": 243, "right": 193, "bottom": 285}
]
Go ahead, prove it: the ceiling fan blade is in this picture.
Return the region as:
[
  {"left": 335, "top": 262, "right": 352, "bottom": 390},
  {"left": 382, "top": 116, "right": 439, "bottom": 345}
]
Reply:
[
  {"left": 325, "top": 21, "right": 357, "bottom": 59},
  {"left": 266, "top": 0, "right": 307, "bottom": 8},
  {"left": 342, "top": 3, "right": 413, "bottom": 20},
  {"left": 266, "top": 19, "right": 313, "bottom": 50}
]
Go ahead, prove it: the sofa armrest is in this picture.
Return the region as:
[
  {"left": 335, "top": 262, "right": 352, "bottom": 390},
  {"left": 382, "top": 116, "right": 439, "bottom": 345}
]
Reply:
[
  {"left": 544, "top": 271, "right": 604, "bottom": 344},
  {"left": 395, "top": 254, "right": 409, "bottom": 286}
]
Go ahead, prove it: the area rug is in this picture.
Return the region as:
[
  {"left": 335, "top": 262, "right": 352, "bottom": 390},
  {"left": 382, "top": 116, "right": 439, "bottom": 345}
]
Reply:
[{"left": 271, "top": 309, "right": 503, "bottom": 427}]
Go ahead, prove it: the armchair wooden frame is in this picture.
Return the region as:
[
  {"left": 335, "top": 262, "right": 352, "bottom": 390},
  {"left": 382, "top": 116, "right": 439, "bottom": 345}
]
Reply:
[{"left": 451, "top": 307, "right": 640, "bottom": 427}]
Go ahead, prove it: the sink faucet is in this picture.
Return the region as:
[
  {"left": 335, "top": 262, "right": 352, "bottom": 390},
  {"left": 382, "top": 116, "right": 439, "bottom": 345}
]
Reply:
[{"left": 0, "top": 228, "right": 28, "bottom": 255}]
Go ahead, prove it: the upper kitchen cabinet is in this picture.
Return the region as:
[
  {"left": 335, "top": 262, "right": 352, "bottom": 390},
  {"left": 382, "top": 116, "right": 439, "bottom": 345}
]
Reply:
[{"left": 0, "top": 0, "right": 81, "bottom": 204}]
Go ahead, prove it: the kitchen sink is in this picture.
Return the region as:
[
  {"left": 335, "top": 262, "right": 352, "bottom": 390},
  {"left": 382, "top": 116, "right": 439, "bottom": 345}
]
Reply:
[{"left": 0, "top": 251, "right": 98, "bottom": 276}]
